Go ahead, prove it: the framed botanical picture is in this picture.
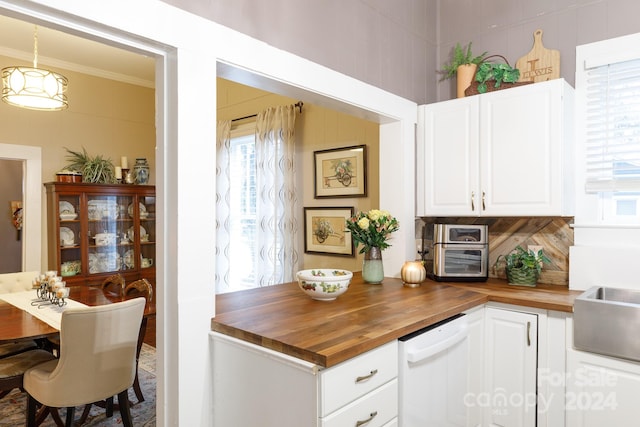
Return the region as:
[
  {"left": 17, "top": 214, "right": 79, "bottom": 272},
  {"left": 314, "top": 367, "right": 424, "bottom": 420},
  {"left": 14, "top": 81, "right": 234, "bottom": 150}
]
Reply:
[
  {"left": 304, "top": 207, "right": 354, "bottom": 256},
  {"left": 314, "top": 145, "right": 367, "bottom": 198}
]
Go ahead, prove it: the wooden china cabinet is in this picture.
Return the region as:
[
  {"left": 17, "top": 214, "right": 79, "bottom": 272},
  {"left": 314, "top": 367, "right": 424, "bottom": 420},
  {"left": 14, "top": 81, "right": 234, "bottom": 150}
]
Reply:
[{"left": 44, "top": 182, "right": 156, "bottom": 289}]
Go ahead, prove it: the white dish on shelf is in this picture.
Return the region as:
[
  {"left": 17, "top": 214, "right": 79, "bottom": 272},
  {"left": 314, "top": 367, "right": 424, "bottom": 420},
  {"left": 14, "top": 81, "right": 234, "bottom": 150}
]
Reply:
[
  {"left": 127, "top": 225, "right": 147, "bottom": 242},
  {"left": 60, "top": 212, "right": 78, "bottom": 220},
  {"left": 59, "top": 201, "right": 75, "bottom": 215},
  {"left": 60, "top": 227, "right": 74, "bottom": 244},
  {"left": 128, "top": 202, "right": 147, "bottom": 218}
]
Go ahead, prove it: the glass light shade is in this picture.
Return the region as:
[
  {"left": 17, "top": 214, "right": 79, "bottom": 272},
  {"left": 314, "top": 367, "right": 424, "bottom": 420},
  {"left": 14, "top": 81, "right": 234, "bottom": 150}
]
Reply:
[{"left": 1, "top": 66, "right": 68, "bottom": 111}]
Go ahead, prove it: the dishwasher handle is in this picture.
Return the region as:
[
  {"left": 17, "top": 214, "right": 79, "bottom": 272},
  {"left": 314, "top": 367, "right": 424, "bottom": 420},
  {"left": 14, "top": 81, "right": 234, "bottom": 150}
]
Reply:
[{"left": 406, "top": 323, "right": 469, "bottom": 363}]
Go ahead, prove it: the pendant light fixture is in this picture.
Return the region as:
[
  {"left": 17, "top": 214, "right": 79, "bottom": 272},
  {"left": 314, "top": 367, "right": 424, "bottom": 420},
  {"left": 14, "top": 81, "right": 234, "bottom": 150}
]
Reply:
[{"left": 1, "top": 25, "right": 68, "bottom": 111}]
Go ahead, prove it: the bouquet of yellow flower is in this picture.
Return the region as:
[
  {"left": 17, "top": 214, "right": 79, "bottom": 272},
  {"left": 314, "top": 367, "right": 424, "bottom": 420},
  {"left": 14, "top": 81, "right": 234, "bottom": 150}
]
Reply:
[{"left": 345, "top": 209, "right": 399, "bottom": 254}]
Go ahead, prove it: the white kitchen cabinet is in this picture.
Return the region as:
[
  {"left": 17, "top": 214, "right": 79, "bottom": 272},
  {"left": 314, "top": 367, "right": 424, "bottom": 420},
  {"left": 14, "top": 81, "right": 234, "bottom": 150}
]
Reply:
[
  {"left": 484, "top": 306, "right": 538, "bottom": 427},
  {"left": 210, "top": 332, "right": 398, "bottom": 427},
  {"left": 417, "top": 78, "right": 574, "bottom": 217},
  {"left": 565, "top": 316, "right": 640, "bottom": 426}
]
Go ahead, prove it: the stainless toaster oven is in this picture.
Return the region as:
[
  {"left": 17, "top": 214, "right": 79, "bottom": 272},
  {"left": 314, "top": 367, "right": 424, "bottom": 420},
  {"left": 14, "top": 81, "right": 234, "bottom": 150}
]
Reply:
[{"left": 429, "top": 224, "right": 488, "bottom": 282}]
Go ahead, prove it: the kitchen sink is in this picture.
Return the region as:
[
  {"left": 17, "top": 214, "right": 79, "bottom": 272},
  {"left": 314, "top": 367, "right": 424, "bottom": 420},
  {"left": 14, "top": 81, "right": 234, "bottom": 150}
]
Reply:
[{"left": 574, "top": 286, "right": 640, "bottom": 362}]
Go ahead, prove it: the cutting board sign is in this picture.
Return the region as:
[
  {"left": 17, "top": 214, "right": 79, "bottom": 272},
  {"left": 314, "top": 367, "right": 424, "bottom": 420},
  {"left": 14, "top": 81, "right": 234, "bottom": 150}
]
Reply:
[{"left": 516, "top": 29, "right": 560, "bottom": 83}]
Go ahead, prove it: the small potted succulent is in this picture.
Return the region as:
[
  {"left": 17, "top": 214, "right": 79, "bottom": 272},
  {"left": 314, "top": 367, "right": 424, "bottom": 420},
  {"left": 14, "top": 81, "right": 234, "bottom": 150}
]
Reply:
[
  {"left": 495, "top": 246, "right": 550, "bottom": 287},
  {"left": 439, "top": 42, "right": 487, "bottom": 98}
]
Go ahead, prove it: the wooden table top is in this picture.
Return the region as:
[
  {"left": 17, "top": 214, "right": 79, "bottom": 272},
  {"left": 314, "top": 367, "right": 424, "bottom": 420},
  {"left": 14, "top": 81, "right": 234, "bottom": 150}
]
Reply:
[
  {"left": 212, "top": 275, "right": 581, "bottom": 368},
  {"left": 0, "top": 285, "right": 156, "bottom": 344}
]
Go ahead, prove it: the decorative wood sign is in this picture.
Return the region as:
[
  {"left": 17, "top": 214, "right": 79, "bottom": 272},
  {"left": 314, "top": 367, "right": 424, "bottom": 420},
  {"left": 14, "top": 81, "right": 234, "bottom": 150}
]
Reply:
[{"left": 516, "top": 29, "right": 560, "bottom": 83}]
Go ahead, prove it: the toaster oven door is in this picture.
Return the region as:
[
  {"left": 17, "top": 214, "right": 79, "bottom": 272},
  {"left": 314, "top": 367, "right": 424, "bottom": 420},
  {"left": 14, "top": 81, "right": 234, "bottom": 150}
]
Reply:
[{"left": 433, "top": 244, "right": 488, "bottom": 280}]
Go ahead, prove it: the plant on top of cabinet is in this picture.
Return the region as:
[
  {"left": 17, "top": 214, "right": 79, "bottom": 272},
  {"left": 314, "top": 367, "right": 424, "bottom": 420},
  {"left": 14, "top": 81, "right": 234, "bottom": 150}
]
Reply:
[
  {"left": 439, "top": 42, "right": 487, "bottom": 98},
  {"left": 474, "top": 61, "right": 520, "bottom": 93},
  {"left": 494, "top": 246, "right": 550, "bottom": 287},
  {"left": 63, "top": 147, "right": 117, "bottom": 184}
]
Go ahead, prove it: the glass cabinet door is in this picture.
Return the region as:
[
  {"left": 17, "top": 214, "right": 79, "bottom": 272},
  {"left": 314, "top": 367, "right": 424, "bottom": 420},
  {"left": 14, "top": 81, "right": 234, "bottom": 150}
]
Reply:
[
  {"left": 87, "top": 194, "right": 134, "bottom": 275},
  {"left": 138, "top": 195, "right": 155, "bottom": 271},
  {"left": 58, "top": 194, "right": 82, "bottom": 277}
]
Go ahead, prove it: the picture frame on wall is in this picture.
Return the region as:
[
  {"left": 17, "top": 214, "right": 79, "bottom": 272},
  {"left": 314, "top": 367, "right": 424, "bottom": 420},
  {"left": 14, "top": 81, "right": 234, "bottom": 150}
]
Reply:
[
  {"left": 314, "top": 145, "right": 367, "bottom": 198},
  {"left": 304, "top": 206, "right": 354, "bottom": 256}
]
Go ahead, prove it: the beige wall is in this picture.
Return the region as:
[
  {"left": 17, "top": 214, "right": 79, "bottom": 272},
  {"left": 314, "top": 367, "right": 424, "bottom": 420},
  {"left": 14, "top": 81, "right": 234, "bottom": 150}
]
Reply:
[
  {"left": 0, "top": 55, "right": 156, "bottom": 184},
  {"left": 217, "top": 78, "right": 379, "bottom": 273},
  {"left": 0, "top": 54, "right": 156, "bottom": 270}
]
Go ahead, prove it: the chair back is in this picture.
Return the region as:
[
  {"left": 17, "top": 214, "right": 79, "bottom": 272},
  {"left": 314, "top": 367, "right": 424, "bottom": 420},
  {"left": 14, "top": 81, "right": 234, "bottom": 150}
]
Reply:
[
  {"left": 52, "top": 298, "right": 145, "bottom": 405},
  {"left": 101, "top": 274, "right": 126, "bottom": 296},
  {"left": 0, "top": 271, "right": 39, "bottom": 293},
  {"left": 124, "top": 278, "right": 153, "bottom": 302}
]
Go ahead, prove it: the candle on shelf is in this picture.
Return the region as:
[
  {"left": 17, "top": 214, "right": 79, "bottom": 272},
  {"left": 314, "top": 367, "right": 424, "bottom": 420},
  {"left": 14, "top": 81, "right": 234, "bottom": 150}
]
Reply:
[
  {"left": 121, "top": 156, "right": 128, "bottom": 169},
  {"left": 115, "top": 166, "right": 122, "bottom": 180}
]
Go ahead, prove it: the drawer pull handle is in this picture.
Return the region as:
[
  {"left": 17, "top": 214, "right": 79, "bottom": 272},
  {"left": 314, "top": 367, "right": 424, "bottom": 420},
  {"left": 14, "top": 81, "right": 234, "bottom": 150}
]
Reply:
[
  {"left": 482, "top": 191, "right": 486, "bottom": 210},
  {"left": 355, "top": 411, "right": 378, "bottom": 426},
  {"left": 355, "top": 369, "right": 378, "bottom": 383},
  {"left": 471, "top": 191, "right": 475, "bottom": 211},
  {"left": 527, "top": 321, "right": 531, "bottom": 347}
]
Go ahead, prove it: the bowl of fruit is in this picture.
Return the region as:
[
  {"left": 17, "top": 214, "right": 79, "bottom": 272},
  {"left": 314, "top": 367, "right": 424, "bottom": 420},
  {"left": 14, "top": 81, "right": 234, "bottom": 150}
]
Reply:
[{"left": 296, "top": 269, "right": 353, "bottom": 301}]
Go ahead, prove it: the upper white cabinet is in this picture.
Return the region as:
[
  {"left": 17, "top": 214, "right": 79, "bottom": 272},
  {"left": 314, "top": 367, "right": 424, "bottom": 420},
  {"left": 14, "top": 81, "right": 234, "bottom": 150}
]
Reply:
[{"left": 417, "top": 79, "right": 574, "bottom": 217}]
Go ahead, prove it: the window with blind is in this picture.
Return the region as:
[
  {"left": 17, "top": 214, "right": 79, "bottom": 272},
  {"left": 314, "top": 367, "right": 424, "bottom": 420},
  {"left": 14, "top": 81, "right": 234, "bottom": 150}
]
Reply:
[{"left": 581, "top": 37, "right": 640, "bottom": 223}]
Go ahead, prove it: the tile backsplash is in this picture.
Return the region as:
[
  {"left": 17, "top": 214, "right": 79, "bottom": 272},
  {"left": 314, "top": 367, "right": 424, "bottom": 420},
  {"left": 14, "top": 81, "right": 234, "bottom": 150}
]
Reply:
[{"left": 416, "top": 217, "right": 573, "bottom": 286}]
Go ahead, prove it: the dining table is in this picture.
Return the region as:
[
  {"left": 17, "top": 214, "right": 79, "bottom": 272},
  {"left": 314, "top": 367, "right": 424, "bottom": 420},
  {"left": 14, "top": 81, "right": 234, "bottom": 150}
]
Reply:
[{"left": 0, "top": 285, "right": 156, "bottom": 345}]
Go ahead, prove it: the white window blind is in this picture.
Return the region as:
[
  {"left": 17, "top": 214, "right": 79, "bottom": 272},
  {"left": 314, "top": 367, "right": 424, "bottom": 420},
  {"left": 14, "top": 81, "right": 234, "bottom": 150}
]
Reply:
[{"left": 585, "top": 58, "right": 640, "bottom": 192}]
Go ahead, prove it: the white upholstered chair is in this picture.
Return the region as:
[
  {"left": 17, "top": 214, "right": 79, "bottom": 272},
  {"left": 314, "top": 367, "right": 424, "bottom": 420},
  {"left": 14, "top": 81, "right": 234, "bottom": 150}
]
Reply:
[
  {"left": 0, "top": 271, "right": 41, "bottom": 358},
  {"left": 23, "top": 298, "right": 146, "bottom": 427},
  {"left": 0, "top": 270, "right": 39, "bottom": 294}
]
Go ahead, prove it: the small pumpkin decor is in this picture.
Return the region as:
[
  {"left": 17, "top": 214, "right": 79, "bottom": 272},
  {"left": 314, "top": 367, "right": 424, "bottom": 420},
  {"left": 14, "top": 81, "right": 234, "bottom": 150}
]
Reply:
[{"left": 494, "top": 246, "right": 550, "bottom": 287}]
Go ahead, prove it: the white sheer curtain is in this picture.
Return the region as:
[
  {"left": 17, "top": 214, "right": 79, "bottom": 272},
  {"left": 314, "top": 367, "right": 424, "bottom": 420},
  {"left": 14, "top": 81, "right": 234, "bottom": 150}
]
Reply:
[
  {"left": 215, "top": 105, "right": 299, "bottom": 293},
  {"left": 215, "top": 120, "right": 232, "bottom": 293},
  {"left": 255, "top": 105, "right": 299, "bottom": 286}
]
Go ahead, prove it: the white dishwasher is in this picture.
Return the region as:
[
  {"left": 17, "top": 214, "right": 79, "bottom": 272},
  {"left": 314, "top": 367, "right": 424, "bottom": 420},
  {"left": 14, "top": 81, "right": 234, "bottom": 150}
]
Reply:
[{"left": 398, "top": 307, "right": 484, "bottom": 427}]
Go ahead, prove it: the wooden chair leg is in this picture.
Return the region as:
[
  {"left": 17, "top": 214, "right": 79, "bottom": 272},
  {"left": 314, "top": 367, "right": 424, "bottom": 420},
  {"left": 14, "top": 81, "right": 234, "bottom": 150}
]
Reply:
[
  {"left": 64, "top": 407, "right": 75, "bottom": 427},
  {"left": 118, "top": 389, "right": 134, "bottom": 427},
  {"left": 78, "top": 403, "right": 92, "bottom": 425},
  {"left": 132, "top": 370, "right": 144, "bottom": 403},
  {"left": 132, "top": 317, "right": 147, "bottom": 403},
  {"left": 26, "top": 394, "right": 38, "bottom": 427},
  {"left": 51, "top": 407, "right": 66, "bottom": 427},
  {"left": 106, "top": 396, "right": 114, "bottom": 417}
]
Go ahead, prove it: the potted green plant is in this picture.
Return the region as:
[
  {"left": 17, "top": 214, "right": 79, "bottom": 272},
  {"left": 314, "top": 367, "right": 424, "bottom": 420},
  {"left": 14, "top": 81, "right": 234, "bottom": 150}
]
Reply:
[
  {"left": 495, "top": 246, "right": 550, "bottom": 287},
  {"left": 473, "top": 60, "right": 520, "bottom": 94},
  {"left": 63, "top": 147, "right": 117, "bottom": 184},
  {"left": 439, "top": 42, "right": 487, "bottom": 98}
]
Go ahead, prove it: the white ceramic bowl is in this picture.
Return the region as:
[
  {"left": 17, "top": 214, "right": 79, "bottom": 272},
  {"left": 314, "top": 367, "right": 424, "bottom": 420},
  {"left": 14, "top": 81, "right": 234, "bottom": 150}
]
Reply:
[
  {"left": 59, "top": 213, "right": 78, "bottom": 220},
  {"left": 296, "top": 269, "right": 353, "bottom": 301}
]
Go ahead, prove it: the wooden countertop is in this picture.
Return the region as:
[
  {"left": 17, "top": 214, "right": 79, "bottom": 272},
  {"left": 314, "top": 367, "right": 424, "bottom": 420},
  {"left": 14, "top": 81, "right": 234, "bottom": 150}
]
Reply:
[{"left": 211, "top": 275, "right": 581, "bottom": 368}]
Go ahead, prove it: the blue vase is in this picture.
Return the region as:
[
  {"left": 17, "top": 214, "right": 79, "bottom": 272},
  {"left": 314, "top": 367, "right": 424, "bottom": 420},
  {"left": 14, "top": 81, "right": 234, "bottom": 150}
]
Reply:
[
  {"left": 134, "top": 158, "right": 150, "bottom": 185},
  {"left": 362, "top": 246, "right": 384, "bottom": 284}
]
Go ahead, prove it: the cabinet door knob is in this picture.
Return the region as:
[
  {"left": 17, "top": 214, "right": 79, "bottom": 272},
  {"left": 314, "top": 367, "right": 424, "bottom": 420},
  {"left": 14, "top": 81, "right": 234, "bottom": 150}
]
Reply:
[
  {"left": 355, "top": 411, "right": 378, "bottom": 426},
  {"left": 355, "top": 369, "right": 378, "bottom": 383},
  {"left": 471, "top": 191, "right": 476, "bottom": 211}
]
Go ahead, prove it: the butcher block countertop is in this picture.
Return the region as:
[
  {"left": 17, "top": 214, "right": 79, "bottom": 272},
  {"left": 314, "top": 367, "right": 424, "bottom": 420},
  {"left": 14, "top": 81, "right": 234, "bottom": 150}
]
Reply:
[{"left": 211, "top": 274, "right": 581, "bottom": 368}]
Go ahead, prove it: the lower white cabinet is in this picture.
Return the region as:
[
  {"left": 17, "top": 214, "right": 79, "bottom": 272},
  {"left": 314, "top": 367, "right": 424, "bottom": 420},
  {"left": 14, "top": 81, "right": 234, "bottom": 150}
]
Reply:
[
  {"left": 484, "top": 306, "right": 538, "bottom": 427},
  {"left": 566, "top": 316, "right": 640, "bottom": 426},
  {"left": 210, "top": 332, "right": 398, "bottom": 427}
]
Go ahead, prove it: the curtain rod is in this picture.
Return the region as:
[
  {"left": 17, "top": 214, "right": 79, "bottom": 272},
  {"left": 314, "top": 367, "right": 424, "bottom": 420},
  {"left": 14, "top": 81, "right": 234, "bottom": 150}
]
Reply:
[{"left": 231, "top": 101, "right": 303, "bottom": 122}]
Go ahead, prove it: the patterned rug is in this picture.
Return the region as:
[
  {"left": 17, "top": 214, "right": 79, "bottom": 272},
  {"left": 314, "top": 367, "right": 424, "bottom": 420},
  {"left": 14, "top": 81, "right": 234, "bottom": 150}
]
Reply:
[{"left": 0, "top": 344, "right": 156, "bottom": 426}]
